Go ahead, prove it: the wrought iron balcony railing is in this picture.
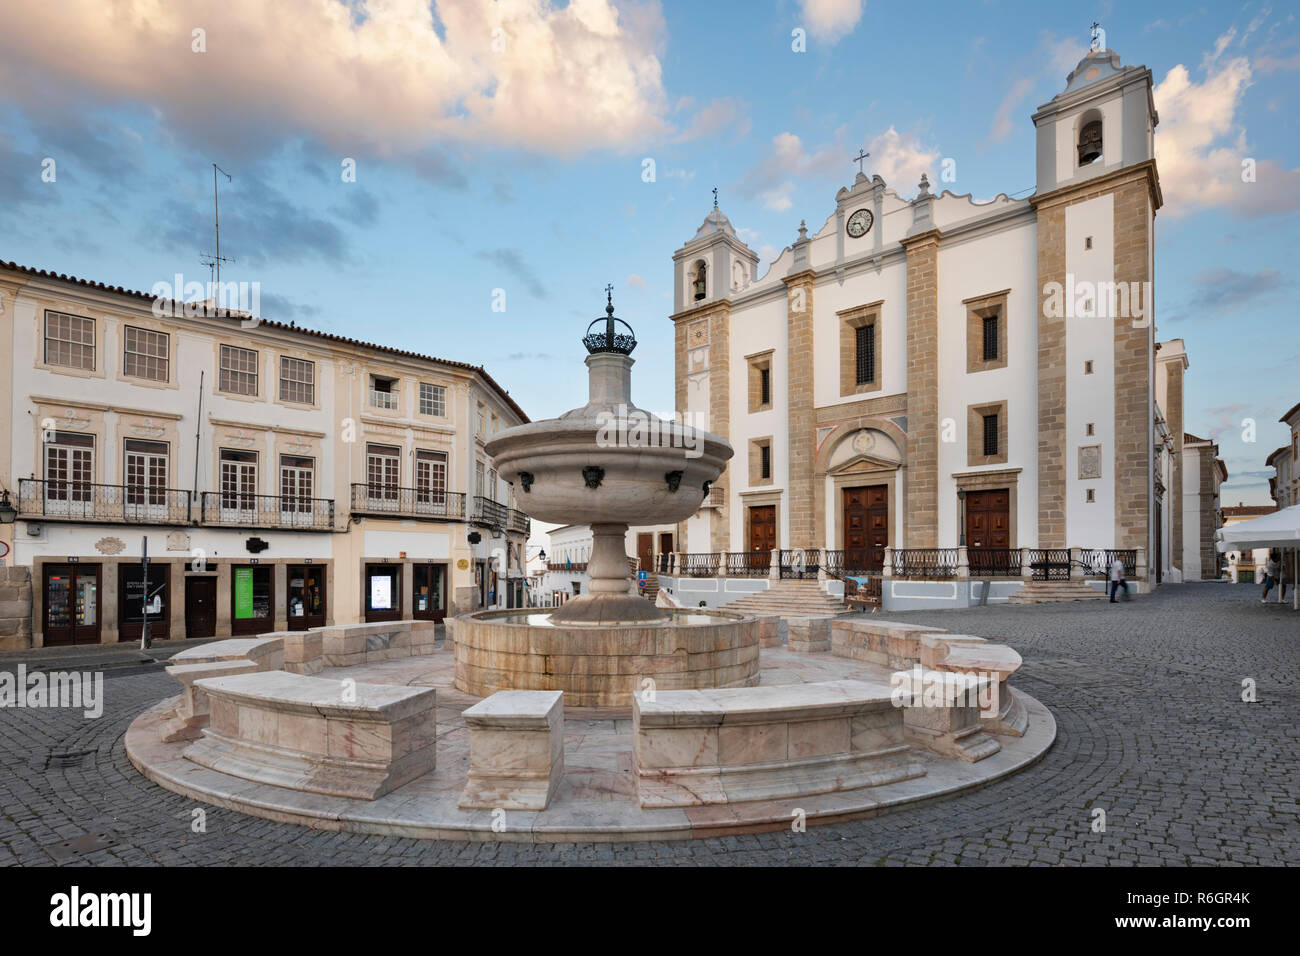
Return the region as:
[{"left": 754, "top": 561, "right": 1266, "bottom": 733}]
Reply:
[
  {"left": 726, "top": 551, "right": 770, "bottom": 577},
  {"left": 1027, "top": 549, "right": 1071, "bottom": 581},
  {"left": 471, "top": 496, "right": 509, "bottom": 527},
  {"left": 199, "top": 492, "right": 335, "bottom": 531},
  {"left": 679, "top": 552, "right": 721, "bottom": 577},
  {"left": 349, "top": 484, "right": 467, "bottom": 521},
  {"left": 17, "top": 478, "right": 192, "bottom": 524},
  {"left": 892, "top": 548, "right": 960, "bottom": 580},
  {"left": 822, "top": 548, "right": 884, "bottom": 576},
  {"left": 1077, "top": 548, "right": 1137, "bottom": 578},
  {"left": 778, "top": 548, "right": 819, "bottom": 579},
  {"left": 967, "top": 548, "right": 1022, "bottom": 577}
]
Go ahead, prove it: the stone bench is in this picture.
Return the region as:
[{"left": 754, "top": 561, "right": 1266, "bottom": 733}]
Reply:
[
  {"left": 633, "top": 679, "right": 922, "bottom": 808},
  {"left": 756, "top": 614, "right": 781, "bottom": 648},
  {"left": 830, "top": 619, "right": 949, "bottom": 668},
  {"left": 317, "top": 620, "right": 437, "bottom": 668},
  {"left": 922, "top": 637, "right": 1027, "bottom": 737},
  {"left": 786, "top": 616, "right": 833, "bottom": 653},
  {"left": 184, "top": 671, "right": 437, "bottom": 800},
  {"left": 459, "top": 690, "right": 564, "bottom": 811},
  {"left": 891, "top": 667, "right": 1001, "bottom": 762},
  {"left": 160, "top": 660, "right": 259, "bottom": 742},
  {"left": 251, "top": 630, "right": 324, "bottom": 675},
  {"left": 168, "top": 637, "right": 284, "bottom": 672}
]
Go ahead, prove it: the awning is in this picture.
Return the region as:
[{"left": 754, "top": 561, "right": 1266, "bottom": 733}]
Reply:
[
  {"left": 1216, "top": 504, "right": 1299, "bottom": 610},
  {"left": 1215, "top": 504, "right": 1300, "bottom": 551}
]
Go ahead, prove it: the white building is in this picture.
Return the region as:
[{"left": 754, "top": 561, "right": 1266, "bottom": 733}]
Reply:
[{"left": 666, "top": 42, "right": 1190, "bottom": 607}]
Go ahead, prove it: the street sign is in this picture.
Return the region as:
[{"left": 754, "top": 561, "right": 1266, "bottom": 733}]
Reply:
[{"left": 638, "top": 570, "right": 647, "bottom": 582}]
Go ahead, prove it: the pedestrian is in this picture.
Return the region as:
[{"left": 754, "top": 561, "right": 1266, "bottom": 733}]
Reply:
[
  {"left": 1262, "top": 550, "right": 1282, "bottom": 604},
  {"left": 1108, "top": 555, "right": 1129, "bottom": 603}
]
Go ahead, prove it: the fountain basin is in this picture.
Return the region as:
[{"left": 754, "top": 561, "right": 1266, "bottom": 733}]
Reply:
[{"left": 453, "top": 607, "right": 760, "bottom": 708}]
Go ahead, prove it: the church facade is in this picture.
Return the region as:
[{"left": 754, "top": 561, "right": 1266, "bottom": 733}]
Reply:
[{"left": 669, "top": 44, "right": 1202, "bottom": 585}]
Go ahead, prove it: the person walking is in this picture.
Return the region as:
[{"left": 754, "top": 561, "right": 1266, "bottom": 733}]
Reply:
[
  {"left": 1109, "top": 555, "right": 1129, "bottom": 603},
  {"left": 1262, "top": 550, "right": 1282, "bottom": 603}
]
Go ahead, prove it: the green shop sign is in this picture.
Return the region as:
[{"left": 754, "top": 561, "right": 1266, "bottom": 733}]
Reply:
[{"left": 234, "top": 567, "right": 255, "bottom": 619}]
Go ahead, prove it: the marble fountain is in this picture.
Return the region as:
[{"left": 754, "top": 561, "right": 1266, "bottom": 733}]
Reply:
[{"left": 126, "top": 296, "right": 1055, "bottom": 841}]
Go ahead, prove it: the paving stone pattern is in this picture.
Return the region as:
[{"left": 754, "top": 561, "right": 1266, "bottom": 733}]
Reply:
[{"left": 0, "top": 583, "right": 1296, "bottom": 866}]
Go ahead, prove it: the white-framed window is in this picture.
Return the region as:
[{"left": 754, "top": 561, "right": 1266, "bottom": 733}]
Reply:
[
  {"left": 279, "top": 455, "right": 315, "bottom": 521},
  {"left": 124, "top": 439, "right": 168, "bottom": 509},
  {"left": 44, "top": 311, "right": 95, "bottom": 370},
  {"left": 44, "top": 431, "right": 94, "bottom": 511},
  {"left": 280, "top": 356, "right": 315, "bottom": 404},
  {"left": 219, "top": 449, "right": 258, "bottom": 514},
  {"left": 219, "top": 344, "right": 258, "bottom": 395},
  {"left": 415, "top": 450, "right": 447, "bottom": 508},
  {"left": 370, "top": 374, "right": 398, "bottom": 409},
  {"left": 419, "top": 383, "right": 446, "bottom": 417},
  {"left": 366, "top": 444, "right": 400, "bottom": 501},
  {"left": 123, "top": 326, "right": 169, "bottom": 382},
  {"left": 488, "top": 467, "right": 498, "bottom": 501},
  {"left": 475, "top": 460, "right": 486, "bottom": 498}
]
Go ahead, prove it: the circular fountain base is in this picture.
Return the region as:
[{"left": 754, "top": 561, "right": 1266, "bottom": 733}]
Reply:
[{"left": 452, "top": 608, "right": 760, "bottom": 708}]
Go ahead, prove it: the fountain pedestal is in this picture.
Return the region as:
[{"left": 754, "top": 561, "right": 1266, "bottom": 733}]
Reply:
[{"left": 549, "top": 522, "right": 665, "bottom": 624}]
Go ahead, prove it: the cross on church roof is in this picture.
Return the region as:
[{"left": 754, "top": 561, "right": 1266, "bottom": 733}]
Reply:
[
  {"left": 853, "top": 149, "right": 870, "bottom": 174},
  {"left": 712, "top": 186, "right": 718, "bottom": 208}
]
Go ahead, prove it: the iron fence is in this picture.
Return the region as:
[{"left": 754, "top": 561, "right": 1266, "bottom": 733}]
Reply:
[
  {"left": 1028, "top": 549, "right": 1071, "bottom": 581},
  {"left": 778, "top": 548, "right": 819, "bottom": 579},
  {"left": 727, "top": 551, "right": 771, "bottom": 577},
  {"left": 891, "top": 548, "right": 959, "bottom": 580},
  {"left": 18, "top": 478, "right": 191, "bottom": 524},
  {"left": 968, "top": 548, "right": 1022, "bottom": 577},
  {"left": 679, "top": 552, "right": 721, "bottom": 577},
  {"left": 822, "top": 548, "right": 885, "bottom": 576}
]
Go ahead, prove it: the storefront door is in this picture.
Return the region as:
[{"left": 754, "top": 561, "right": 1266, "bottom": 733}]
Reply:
[
  {"left": 364, "top": 563, "right": 402, "bottom": 622},
  {"left": 231, "top": 564, "right": 275, "bottom": 635},
  {"left": 117, "top": 562, "right": 169, "bottom": 642},
  {"left": 412, "top": 563, "right": 446, "bottom": 621},
  {"left": 288, "top": 564, "right": 326, "bottom": 630},
  {"left": 43, "top": 564, "right": 101, "bottom": 646}
]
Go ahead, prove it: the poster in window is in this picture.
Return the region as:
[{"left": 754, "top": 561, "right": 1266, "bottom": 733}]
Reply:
[
  {"left": 234, "top": 567, "right": 255, "bottom": 619},
  {"left": 370, "top": 575, "right": 392, "bottom": 610}
]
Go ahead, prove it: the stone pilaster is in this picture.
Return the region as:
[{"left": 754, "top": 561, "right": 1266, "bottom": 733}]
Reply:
[
  {"left": 901, "top": 230, "right": 941, "bottom": 548},
  {"left": 1112, "top": 177, "right": 1155, "bottom": 554},
  {"left": 708, "top": 306, "right": 731, "bottom": 553},
  {"left": 1034, "top": 202, "right": 1068, "bottom": 548},
  {"left": 1164, "top": 360, "right": 1184, "bottom": 568},
  {"left": 783, "top": 270, "right": 816, "bottom": 549}
]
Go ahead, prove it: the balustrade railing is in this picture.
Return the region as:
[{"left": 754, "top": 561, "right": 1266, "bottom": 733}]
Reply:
[
  {"left": 727, "top": 551, "right": 771, "bottom": 577},
  {"left": 679, "top": 552, "right": 721, "bottom": 577},
  {"left": 967, "top": 548, "right": 1022, "bottom": 577},
  {"left": 891, "top": 548, "right": 959, "bottom": 580},
  {"left": 1077, "top": 548, "right": 1137, "bottom": 578},
  {"left": 200, "top": 492, "right": 335, "bottom": 530},
  {"left": 1028, "top": 549, "right": 1071, "bottom": 581},
  {"left": 822, "top": 548, "right": 884, "bottom": 576},
  {"left": 18, "top": 478, "right": 192, "bottom": 524},
  {"left": 350, "top": 484, "right": 467, "bottom": 520},
  {"left": 778, "top": 548, "right": 819, "bottom": 579}
]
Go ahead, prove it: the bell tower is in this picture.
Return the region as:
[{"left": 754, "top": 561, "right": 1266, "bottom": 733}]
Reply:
[
  {"left": 1030, "top": 34, "right": 1163, "bottom": 560},
  {"left": 671, "top": 193, "right": 760, "bottom": 314}
]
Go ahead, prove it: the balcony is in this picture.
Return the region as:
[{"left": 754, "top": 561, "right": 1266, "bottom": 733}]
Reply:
[
  {"left": 350, "top": 484, "right": 467, "bottom": 521},
  {"left": 17, "top": 478, "right": 192, "bottom": 525},
  {"left": 699, "top": 485, "right": 725, "bottom": 509},
  {"left": 199, "top": 492, "right": 335, "bottom": 531}
]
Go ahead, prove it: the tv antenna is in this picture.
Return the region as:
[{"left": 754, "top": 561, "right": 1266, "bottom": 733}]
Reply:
[{"left": 199, "top": 163, "right": 235, "bottom": 295}]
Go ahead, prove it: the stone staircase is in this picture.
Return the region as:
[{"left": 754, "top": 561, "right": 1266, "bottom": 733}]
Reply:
[
  {"left": 718, "top": 579, "right": 848, "bottom": 619},
  {"left": 640, "top": 574, "right": 660, "bottom": 603},
  {"left": 1007, "top": 580, "right": 1108, "bottom": 604}
]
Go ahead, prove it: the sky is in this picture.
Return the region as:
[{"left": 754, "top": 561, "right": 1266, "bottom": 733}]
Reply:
[{"left": 0, "top": 0, "right": 1296, "bottom": 506}]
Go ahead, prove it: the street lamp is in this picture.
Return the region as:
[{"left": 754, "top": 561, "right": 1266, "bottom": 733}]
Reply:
[
  {"left": 956, "top": 488, "right": 967, "bottom": 547},
  {"left": 0, "top": 490, "right": 16, "bottom": 524}
]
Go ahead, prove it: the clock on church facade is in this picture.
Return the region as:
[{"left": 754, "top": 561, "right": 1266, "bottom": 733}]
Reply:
[{"left": 846, "top": 207, "right": 873, "bottom": 237}]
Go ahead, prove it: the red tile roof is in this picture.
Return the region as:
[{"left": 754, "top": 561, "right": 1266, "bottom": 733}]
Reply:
[
  {"left": 1, "top": 258, "right": 530, "bottom": 423},
  {"left": 1222, "top": 505, "right": 1277, "bottom": 518}
]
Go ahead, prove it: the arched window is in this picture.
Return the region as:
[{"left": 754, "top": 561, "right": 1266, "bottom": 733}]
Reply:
[
  {"left": 1077, "top": 113, "right": 1103, "bottom": 166},
  {"left": 691, "top": 260, "right": 707, "bottom": 301},
  {"left": 732, "top": 260, "right": 745, "bottom": 292}
]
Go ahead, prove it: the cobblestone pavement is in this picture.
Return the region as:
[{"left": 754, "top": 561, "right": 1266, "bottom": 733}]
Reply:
[{"left": 1, "top": 582, "right": 1296, "bottom": 866}]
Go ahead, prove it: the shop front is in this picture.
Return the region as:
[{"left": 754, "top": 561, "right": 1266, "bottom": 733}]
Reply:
[
  {"left": 42, "top": 563, "right": 101, "bottom": 646},
  {"left": 364, "top": 562, "right": 402, "bottom": 622},
  {"left": 288, "top": 563, "right": 327, "bottom": 630},
  {"left": 412, "top": 562, "right": 446, "bottom": 621},
  {"left": 231, "top": 563, "right": 275, "bottom": 636}
]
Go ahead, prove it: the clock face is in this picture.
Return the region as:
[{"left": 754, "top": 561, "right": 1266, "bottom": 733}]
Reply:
[{"left": 846, "top": 208, "right": 874, "bottom": 238}]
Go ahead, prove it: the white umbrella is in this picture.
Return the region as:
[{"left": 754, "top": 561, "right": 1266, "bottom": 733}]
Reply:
[{"left": 1216, "top": 504, "right": 1300, "bottom": 610}]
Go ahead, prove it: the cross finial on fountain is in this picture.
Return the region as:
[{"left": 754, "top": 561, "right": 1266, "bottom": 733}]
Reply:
[
  {"left": 605, "top": 283, "right": 614, "bottom": 315},
  {"left": 1090, "top": 21, "right": 1101, "bottom": 51},
  {"left": 712, "top": 186, "right": 718, "bottom": 208}
]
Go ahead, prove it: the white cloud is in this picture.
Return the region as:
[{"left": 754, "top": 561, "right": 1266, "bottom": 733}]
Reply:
[
  {"left": 798, "top": 0, "right": 864, "bottom": 44},
  {"left": 0, "top": 0, "right": 671, "bottom": 159},
  {"left": 984, "top": 34, "right": 1084, "bottom": 145},
  {"left": 626, "top": 273, "right": 647, "bottom": 289},
  {"left": 865, "top": 127, "right": 940, "bottom": 190},
  {"left": 735, "top": 131, "right": 845, "bottom": 211},
  {"left": 1154, "top": 40, "right": 1300, "bottom": 218}
]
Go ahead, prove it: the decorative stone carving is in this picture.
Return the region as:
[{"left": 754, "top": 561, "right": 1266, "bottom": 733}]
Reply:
[
  {"left": 519, "top": 471, "right": 534, "bottom": 493},
  {"left": 664, "top": 470, "right": 683, "bottom": 492},
  {"left": 582, "top": 466, "right": 604, "bottom": 489},
  {"left": 94, "top": 536, "right": 126, "bottom": 555},
  {"left": 1079, "top": 444, "right": 1102, "bottom": 480},
  {"left": 165, "top": 531, "right": 190, "bottom": 551}
]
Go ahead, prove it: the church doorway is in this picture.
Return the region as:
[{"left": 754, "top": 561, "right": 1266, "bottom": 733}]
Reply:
[
  {"left": 748, "top": 505, "right": 776, "bottom": 571},
  {"left": 842, "top": 485, "right": 888, "bottom": 570},
  {"left": 965, "top": 489, "right": 1011, "bottom": 574}
]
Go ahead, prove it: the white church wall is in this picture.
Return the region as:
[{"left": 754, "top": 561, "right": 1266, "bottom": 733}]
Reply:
[
  {"left": 811, "top": 261, "right": 908, "bottom": 409},
  {"left": 1064, "top": 193, "right": 1118, "bottom": 548},
  {"left": 935, "top": 219, "right": 1040, "bottom": 547}
]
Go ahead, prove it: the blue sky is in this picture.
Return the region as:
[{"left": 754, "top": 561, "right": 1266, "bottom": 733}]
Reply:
[{"left": 1, "top": 0, "right": 1296, "bottom": 504}]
